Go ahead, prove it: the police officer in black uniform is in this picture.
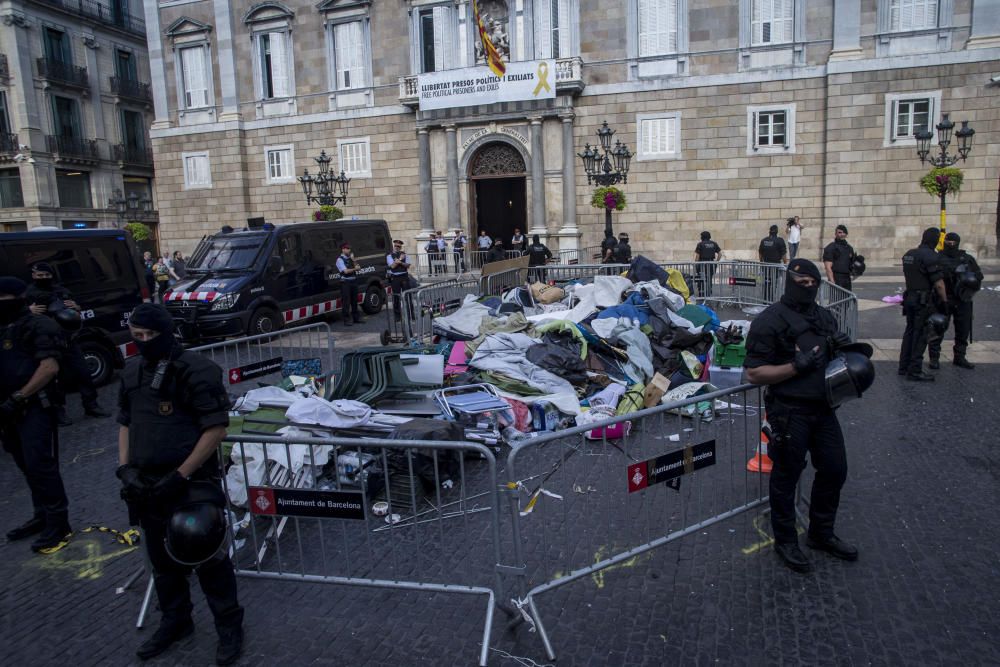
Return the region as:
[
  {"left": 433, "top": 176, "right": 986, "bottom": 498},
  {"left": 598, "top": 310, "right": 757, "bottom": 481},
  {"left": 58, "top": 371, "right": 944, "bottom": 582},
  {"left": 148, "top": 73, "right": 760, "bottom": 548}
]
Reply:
[
  {"left": 0, "top": 276, "right": 72, "bottom": 553},
  {"left": 335, "top": 242, "right": 363, "bottom": 326},
  {"left": 822, "top": 224, "right": 856, "bottom": 290},
  {"left": 600, "top": 230, "right": 618, "bottom": 264},
  {"left": 928, "top": 232, "right": 983, "bottom": 370},
  {"left": 386, "top": 239, "right": 411, "bottom": 322},
  {"left": 758, "top": 224, "right": 788, "bottom": 265},
  {"left": 613, "top": 232, "right": 632, "bottom": 264},
  {"left": 743, "top": 259, "right": 858, "bottom": 573},
  {"left": 694, "top": 231, "right": 722, "bottom": 297},
  {"left": 526, "top": 234, "right": 553, "bottom": 282},
  {"left": 898, "top": 227, "right": 949, "bottom": 381},
  {"left": 115, "top": 304, "right": 243, "bottom": 664},
  {"left": 25, "top": 262, "right": 110, "bottom": 425}
]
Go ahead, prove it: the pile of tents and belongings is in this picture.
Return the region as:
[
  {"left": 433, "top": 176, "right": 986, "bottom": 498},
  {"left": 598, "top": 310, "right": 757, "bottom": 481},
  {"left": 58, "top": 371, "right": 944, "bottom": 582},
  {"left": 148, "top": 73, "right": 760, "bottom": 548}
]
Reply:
[{"left": 221, "top": 256, "right": 751, "bottom": 528}]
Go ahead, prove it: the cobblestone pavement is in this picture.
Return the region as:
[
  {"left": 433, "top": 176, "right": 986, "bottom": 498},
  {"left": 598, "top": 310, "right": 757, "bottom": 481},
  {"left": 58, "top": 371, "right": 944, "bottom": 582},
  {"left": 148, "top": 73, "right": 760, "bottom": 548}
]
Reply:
[{"left": 2, "top": 283, "right": 999, "bottom": 666}]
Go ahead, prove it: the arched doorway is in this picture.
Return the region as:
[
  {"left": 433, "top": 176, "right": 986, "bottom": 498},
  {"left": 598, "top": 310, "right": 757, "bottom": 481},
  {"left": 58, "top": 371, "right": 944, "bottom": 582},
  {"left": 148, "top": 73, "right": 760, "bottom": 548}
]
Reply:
[{"left": 469, "top": 142, "right": 526, "bottom": 247}]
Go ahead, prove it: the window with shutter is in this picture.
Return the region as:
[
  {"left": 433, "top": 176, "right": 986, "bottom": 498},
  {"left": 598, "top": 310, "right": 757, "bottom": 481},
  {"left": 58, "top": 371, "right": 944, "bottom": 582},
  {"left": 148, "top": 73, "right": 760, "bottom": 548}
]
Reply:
[
  {"left": 183, "top": 152, "right": 212, "bottom": 189},
  {"left": 536, "top": 0, "right": 574, "bottom": 59},
  {"left": 334, "top": 22, "right": 365, "bottom": 89},
  {"left": 637, "top": 113, "right": 681, "bottom": 160},
  {"left": 338, "top": 139, "right": 371, "bottom": 178},
  {"left": 892, "top": 98, "right": 931, "bottom": 140},
  {"left": 260, "top": 32, "right": 291, "bottom": 99},
  {"left": 747, "top": 105, "right": 795, "bottom": 153},
  {"left": 265, "top": 146, "right": 294, "bottom": 183},
  {"left": 752, "top": 0, "right": 793, "bottom": 46},
  {"left": 638, "top": 0, "right": 678, "bottom": 57},
  {"left": 889, "top": 0, "right": 938, "bottom": 31},
  {"left": 180, "top": 46, "right": 209, "bottom": 108}
]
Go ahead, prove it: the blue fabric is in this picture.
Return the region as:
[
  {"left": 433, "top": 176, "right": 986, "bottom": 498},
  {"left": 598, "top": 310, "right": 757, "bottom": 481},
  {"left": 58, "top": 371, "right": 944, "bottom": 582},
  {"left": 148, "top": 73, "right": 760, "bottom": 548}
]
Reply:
[
  {"left": 594, "top": 292, "right": 649, "bottom": 326},
  {"left": 696, "top": 304, "right": 721, "bottom": 332}
]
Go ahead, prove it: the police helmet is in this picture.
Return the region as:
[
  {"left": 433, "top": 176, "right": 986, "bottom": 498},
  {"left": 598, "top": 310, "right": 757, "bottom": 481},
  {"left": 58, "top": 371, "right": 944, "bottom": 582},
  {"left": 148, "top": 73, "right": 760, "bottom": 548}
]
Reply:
[
  {"left": 850, "top": 254, "right": 866, "bottom": 278},
  {"left": 164, "top": 481, "right": 228, "bottom": 567},
  {"left": 928, "top": 312, "right": 949, "bottom": 335},
  {"left": 825, "top": 350, "right": 876, "bottom": 408},
  {"left": 955, "top": 271, "right": 981, "bottom": 302},
  {"left": 52, "top": 307, "right": 82, "bottom": 331}
]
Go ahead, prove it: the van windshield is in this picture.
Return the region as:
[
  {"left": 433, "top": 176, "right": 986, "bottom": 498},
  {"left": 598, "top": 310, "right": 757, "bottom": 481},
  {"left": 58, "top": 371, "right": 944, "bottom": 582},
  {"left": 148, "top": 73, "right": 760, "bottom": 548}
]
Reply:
[{"left": 188, "top": 236, "right": 265, "bottom": 272}]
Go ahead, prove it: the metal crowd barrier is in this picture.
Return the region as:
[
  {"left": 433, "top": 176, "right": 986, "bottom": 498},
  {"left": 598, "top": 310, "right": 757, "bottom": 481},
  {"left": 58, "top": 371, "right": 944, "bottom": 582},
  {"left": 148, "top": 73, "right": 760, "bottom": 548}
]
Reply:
[
  {"left": 191, "top": 322, "right": 335, "bottom": 392},
  {"left": 818, "top": 280, "right": 859, "bottom": 340},
  {"left": 412, "top": 249, "right": 524, "bottom": 277},
  {"left": 401, "top": 278, "right": 482, "bottom": 344},
  {"left": 221, "top": 433, "right": 506, "bottom": 666},
  {"left": 554, "top": 245, "right": 604, "bottom": 265},
  {"left": 502, "top": 384, "right": 767, "bottom": 660}
]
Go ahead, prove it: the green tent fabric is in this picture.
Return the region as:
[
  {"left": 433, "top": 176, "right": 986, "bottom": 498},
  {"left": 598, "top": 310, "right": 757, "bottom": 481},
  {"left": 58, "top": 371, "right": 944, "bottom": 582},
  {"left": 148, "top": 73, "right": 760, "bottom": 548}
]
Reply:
[
  {"left": 677, "top": 304, "right": 711, "bottom": 328},
  {"left": 535, "top": 319, "right": 588, "bottom": 359}
]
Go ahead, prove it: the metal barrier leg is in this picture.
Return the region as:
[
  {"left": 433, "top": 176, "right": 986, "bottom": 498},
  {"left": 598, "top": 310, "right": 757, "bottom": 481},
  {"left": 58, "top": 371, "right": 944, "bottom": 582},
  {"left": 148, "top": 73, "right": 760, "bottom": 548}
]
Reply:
[
  {"left": 528, "top": 596, "right": 558, "bottom": 661},
  {"left": 137, "top": 573, "right": 155, "bottom": 629}
]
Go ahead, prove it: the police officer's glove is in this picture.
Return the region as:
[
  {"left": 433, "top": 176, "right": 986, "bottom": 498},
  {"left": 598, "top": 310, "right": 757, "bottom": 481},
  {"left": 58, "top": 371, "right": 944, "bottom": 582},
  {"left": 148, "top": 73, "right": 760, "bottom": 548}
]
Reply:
[
  {"left": 116, "top": 464, "right": 149, "bottom": 503},
  {"left": 0, "top": 393, "right": 26, "bottom": 420},
  {"left": 149, "top": 470, "right": 188, "bottom": 504},
  {"left": 830, "top": 331, "right": 853, "bottom": 350},
  {"left": 792, "top": 347, "right": 825, "bottom": 374}
]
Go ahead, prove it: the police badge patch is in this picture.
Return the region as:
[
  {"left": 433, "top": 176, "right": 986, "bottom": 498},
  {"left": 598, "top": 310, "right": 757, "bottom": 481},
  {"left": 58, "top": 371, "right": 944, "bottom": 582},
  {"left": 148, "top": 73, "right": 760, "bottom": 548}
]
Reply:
[{"left": 158, "top": 401, "right": 173, "bottom": 416}]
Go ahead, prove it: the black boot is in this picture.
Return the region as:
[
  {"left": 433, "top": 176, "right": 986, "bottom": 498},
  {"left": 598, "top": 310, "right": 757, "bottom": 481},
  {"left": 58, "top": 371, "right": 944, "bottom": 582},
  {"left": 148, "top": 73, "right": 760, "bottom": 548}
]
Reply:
[
  {"left": 136, "top": 619, "right": 195, "bottom": 660},
  {"left": 84, "top": 404, "right": 111, "bottom": 418},
  {"left": 953, "top": 356, "right": 975, "bottom": 369},
  {"left": 774, "top": 542, "right": 812, "bottom": 573},
  {"left": 30, "top": 520, "right": 72, "bottom": 554},
  {"left": 6, "top": 514, "right": 45, "bottom": 541},
  {"left": 806, "top": 534, "right": 859, "bottom": 561},
  {"left": 216, "top": 625, "right": 244, "bottom": 666},
  {"left": 57, "top": 406, "right": 72, "bottom": 427},
  {"left": 927, "top": 356, "right": 940, "bottom": 370}
]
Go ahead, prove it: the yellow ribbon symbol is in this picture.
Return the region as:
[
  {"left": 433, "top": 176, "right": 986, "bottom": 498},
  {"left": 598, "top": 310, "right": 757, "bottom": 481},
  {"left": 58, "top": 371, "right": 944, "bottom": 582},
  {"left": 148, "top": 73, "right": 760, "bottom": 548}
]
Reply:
[{"left": 532, "top": 61, "right": 552, "bottom": 96}]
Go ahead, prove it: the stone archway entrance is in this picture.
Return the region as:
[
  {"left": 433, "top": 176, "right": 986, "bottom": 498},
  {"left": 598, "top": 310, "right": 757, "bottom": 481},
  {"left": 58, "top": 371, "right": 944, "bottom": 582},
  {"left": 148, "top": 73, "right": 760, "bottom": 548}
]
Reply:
[{"left": 469, "top": 142, "right": 527, "bottom": 247}]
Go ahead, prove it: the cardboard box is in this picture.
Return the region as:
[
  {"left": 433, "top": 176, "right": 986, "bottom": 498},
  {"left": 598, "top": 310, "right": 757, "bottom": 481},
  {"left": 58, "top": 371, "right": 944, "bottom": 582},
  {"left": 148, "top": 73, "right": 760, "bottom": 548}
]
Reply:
[{"left": 642, "top": 372, "right": 671, "bottom": 408}]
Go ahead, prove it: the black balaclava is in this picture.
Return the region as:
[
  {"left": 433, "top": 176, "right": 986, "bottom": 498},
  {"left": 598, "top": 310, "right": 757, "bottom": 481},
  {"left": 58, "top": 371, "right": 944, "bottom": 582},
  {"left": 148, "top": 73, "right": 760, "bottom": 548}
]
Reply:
[
  {"left": 0, "top": 276, "right": 27, "bottom": 325},
  {"left": 533, "top": 234, "right": 540, "bottom": 245},
  {"left": 769, "top": 225, "right": 778, "bottom": 236},
  {"left": 943, "top": 232, "right": 961, "bottom": 257},
  {"left": 920, "top": 227, "right": 941, "bottom": 249},
  {"left": 129, "top": 303, "right": 176, "bottom": 361},
  {"left": 782, "top": 258, "right": 821, "bottom": 309},
  {"left": 30, "top": 262, "right": 55, "bottom": 290},
  {"left": 700, "top": 231, "right": 711, "bottom": 241}
]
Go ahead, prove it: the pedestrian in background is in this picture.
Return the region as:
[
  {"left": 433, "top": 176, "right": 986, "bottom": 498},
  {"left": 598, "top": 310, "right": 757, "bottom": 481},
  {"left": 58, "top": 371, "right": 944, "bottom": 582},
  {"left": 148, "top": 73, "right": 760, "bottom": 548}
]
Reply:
[
  {"left": 822, "top": 224, "right": 856, "bottom": 290},
  {"left": 477, "top": 230, "right": 492, "bottom": 250},
  {"left": 786, "top": 216, "right": 802, "bottom": 259},
  {"left": 694, "top": 231, "right": 722, "bottom": 297},
  {"left": 168, "top": 251, "right": 186, "bottom": 286},
  {"left": 898, "top": 227, "right": 949, "bottom": 381},
  {"left": 0, "top": 276, "right": 72, "bottom": 555},
  {"left": 115, "top": 304, "right": 243, "bottom": 665},
  {"left": 511, "top": 227, "right": 527, "bottom": 254},
  {"left": 928, "top": 232, "right": 983, "bottom": 370},
  {"left": 153, "top": 256, "right": 171, "bottom": 302},
  {"left": 486, "top": 237, "right": 506, "bottom": 264}
]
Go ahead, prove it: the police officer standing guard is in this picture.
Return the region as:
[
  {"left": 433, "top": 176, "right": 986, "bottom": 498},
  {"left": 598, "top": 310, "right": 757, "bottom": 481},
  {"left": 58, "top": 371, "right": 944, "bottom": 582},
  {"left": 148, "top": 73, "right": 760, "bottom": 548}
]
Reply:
[
  {"left": 928, "top": 232, "right": 983, "bottom": 370},
  {"left": 115, "top": 304, "right": 243, "bottom": 664},
  {"left": 694, "top": 231, "right": 722, "bottom": 297},
  {"left": 386, "top": 239, "right": 411, "bottom": 322},
  {"left": 743, "top": 259, "right": 861, "bottom": 573},
  {"left": 336, "top": 242, "right": 363, "bottom": 326},
  {"left": 898, "top": 227, "right": 949, "bottom": 381},
  {"left": 0, "top": 276, "right": 72, "bottom": 554},
  {"left": 822, "top": 225, "right": 856, "bottom": 290}
]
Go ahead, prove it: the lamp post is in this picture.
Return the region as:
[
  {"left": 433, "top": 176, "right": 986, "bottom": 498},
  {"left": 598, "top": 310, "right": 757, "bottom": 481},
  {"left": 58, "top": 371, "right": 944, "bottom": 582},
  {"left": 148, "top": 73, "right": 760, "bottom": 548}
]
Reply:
[
  {"left": 107, "top": 188, "right": 153, "bottom": 229},
  {"left": 298, "top": 149, "right": 350, "bottom": 209},
  {"left": 915, "top": 113, "right": 974, "bottom": 248},
  {"left": 578, "top": 120, "right": 632, "bottom": 238}
]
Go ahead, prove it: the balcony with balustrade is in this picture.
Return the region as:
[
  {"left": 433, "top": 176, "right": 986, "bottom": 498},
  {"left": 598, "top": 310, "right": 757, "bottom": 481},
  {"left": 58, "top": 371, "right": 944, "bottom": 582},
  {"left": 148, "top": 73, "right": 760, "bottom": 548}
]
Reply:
[
  {"left": 0, "top": 133, "right": 19, "bottom": 162},
  {"left": 111, "top": 76, "right": 152, "bottom": 104},
  {"left": 37, "top": 58, "right": 89, "bottom": 91},
  {"left": 112, "top": 143, "right": 153, "bottom": 168},
  {"left": 46, "top": 134, "right": 100, "bottom": 164},
  {"left": 32, "top": 0, "right": 145, "bottom": 37}
]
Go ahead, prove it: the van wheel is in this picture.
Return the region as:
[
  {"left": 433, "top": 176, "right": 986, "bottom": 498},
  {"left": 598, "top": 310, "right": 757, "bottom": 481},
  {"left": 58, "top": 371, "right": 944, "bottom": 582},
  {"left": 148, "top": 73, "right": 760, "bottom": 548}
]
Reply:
[
  {"left": 249, "top": 307, "right": 281, "bottom": 335},
  {"left": 79, "top": 341, "right": 114, "bottom": 386},
  {"left": 362, "top": 285, "right": 385, "bottom": 315}
]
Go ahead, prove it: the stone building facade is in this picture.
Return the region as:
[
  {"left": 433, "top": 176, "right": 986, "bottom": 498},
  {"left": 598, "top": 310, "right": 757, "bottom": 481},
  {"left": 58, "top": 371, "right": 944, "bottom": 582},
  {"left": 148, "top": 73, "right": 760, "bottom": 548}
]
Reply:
[
  {"left": 0, "top": 0, "right": 157, "bottom": 237},
  {"left": 146, "top": 0, "right": 1000, "bottom": 262}
]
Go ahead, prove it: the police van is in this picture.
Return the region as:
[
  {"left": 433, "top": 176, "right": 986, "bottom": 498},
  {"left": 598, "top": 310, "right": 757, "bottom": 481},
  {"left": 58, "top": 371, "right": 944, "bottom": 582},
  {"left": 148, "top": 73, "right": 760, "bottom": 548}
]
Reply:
[
  {"left": 0, "top": 228, "right": 149, "bottom": 384},
  {"left": 164, "top": 219, "right": 391, "bottom": 342}
]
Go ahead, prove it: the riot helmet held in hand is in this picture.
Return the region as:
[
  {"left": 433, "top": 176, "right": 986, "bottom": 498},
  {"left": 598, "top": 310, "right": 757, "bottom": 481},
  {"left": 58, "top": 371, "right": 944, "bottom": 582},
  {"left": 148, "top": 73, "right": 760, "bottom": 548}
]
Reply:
[
  {"left": 955, "top": 269, "right": 981, "bottom": 302},
  {"left": 163, "top": 481, "right": 228, "bottom": 566},
  {"left": 52, "top": 307, "right": 82, "bottom": 331},
  {"left": 824, "top": 349, "right": 875, "bottom": 408},
  {"left": 928, "top": 312, "right": 949, "bottom": 335}
]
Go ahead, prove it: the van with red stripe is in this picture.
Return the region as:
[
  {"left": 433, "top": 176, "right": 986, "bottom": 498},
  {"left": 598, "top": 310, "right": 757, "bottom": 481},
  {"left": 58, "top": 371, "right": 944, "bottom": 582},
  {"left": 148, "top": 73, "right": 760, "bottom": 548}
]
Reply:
[{"left": 164, "top": 219, "right": 390, "bottom": 342}]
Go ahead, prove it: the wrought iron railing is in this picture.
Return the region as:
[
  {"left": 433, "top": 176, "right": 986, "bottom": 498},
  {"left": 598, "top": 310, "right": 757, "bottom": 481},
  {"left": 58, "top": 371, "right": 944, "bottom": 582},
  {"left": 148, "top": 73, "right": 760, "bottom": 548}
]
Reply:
[
  {"left": 37, "top": 57, "right": 89, "bottom": 88},
  {"left": 110, "top": 76, "right": 152, "bottom": 101},
  {"left": 0, "top": 54, "right": 9, "bottom": 79},
  {"left": 112, "top": 143, "right": 153, "bottom": 166},
  {"left": 34, "top": 0, "right": 146, "bottom": 36},
  {"left": 0, "top": 133, "right": 18, "bottom": 155},
  {"left": 46, "top": 134, "right": 99, "bottom": 160}
]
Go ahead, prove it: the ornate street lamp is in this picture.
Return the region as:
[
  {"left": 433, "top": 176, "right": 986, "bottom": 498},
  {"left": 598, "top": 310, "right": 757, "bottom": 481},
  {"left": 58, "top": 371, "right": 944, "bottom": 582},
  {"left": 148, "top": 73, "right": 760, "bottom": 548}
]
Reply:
[
  {"left": 915, "top": 113, "right": 975, "bottom": 248},
  {"left": 578, "top": 120, "right": 632, "bottom": 238},
  {"left": 107, "top": 188, "right": 153, "bottom": 229},
  {"left": 298, "top": 149, "right": 350, "bottom": 208}
]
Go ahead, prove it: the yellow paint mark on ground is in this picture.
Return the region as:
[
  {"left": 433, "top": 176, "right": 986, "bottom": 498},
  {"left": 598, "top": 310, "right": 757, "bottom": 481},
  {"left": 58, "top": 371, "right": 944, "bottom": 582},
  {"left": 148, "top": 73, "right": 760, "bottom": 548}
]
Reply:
[
  {"left": 553, "top": 545, "right": 653, "bottom": 589},
  {"left": 741, "top": 514, "right": 803, "bottom": 556},
  {"left": 29, "top": 537, "right": 137, "bottom": 580}
]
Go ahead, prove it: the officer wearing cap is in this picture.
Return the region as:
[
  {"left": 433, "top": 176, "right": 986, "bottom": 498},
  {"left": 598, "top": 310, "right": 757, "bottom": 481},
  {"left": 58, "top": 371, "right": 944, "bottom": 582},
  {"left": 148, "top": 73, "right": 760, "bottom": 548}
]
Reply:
[
  {"left": 694, "top": 231, "right": 722, "bottom": 297},
  {"left": 743, "top": 258, "right": 858, "bottom": 573},
  {"left": 0, "top": 276, "right": 72, "bottom": 554},
  {"left": 335, "top": 242, "right": 363, "bottom": 326},
  {"left": 386, "top": 240, "right": 411, "bottom": 322},
  {"left": 115, "top": 303, "right": 243, "bottom": 664},
  {"left": 822, "top": 224, "right": 856, "bottom": 290},
  {"left": 25, "top": 261, "right": 110, "bottom": 424},
  {"left": 898, "top": 227, "right": 950, "bottom": 381},
  {"left": 928, "top": 232, "right": 983, "bottom": 370},
  {"left": 612, "top": 232, "right": 632, "bottom": 264}
]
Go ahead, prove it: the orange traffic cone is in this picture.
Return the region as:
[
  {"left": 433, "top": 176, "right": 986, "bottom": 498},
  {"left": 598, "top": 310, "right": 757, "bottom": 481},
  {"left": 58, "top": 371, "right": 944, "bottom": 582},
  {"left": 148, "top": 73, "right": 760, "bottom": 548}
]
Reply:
[{"left": 746, "top": 412, "right": 773, "bottom": 473}]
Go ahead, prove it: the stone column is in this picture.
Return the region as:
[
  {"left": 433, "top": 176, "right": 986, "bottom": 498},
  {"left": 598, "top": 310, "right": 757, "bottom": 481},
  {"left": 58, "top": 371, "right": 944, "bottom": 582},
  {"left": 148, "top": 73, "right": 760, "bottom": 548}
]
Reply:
[
  {"left": 141, "top": 1, "right": 170, "bottom": 129},
  {"left": 558, "top": 114, "right": 579, "bottom": 250},
  {"left": 529, "top": 116, "right": 546, "bottom": 236},
  {"left": 968, "top": 0, "right": 1000, "bottom": 48},
  {"left": 213, "top": 0, "right": 240, "bottom": 121},
  {"left": 444, "top": 124, "right": 459, "bottom": 233},
  {"left": 418, "top": 128, "right": 433, "bottom": 233},
  {"left": 828, "top": 0, "right": 863, "bottom": 61}
]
